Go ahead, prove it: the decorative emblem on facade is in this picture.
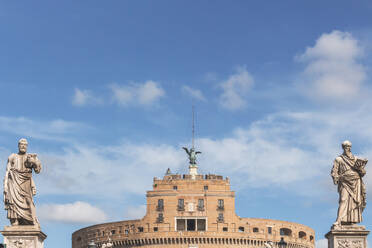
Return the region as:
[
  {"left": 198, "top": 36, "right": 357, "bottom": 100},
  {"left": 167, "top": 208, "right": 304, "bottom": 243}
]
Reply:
[
  {"left": 337, "top": 239, "right": 351, "bottom": 248},
  {"left": 10, "top": 239, "right": 33, "bottom": 248},
  {"left": 352, "top": 240, "right": 363, "bottom": 248},
  {"left": 337, "top": 239, "right": 363, "bottom": 248}
]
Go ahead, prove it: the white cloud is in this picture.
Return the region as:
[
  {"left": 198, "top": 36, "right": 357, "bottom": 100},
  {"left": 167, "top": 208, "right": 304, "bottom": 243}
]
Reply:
[
  {"left": 5, "top": 92, "right": 372, "bottom": 205},
  {"left": 123, "top": 205, "right": 147, "bottom": 220},
  {"left": 38, "top": 142, "right": 185, "bottom": 197},
  {"left": 204, "top": 72, "right": 218, "bottom": 82},
  {"left": 0, "top": 116, "right": 89, "bottom": 141},
  {"left": 197, "top": 131, "right": 319, "bottom": 187},
  {"left": 38, "top": 201, "right": 107, "bottom": 224},
  {"left": 316, "top": 239, "right": 328, "bottom": 248},
  {"left": 219, "top": 66, "right": 254, "bottom": 110},
  {"left": 110, "top": 81, "right": 165, "bottom": 107},
  {"left": 197, "top": 100, "right": 372, "bottom": 195},
  {"left": 296, "top": 30, "right": 366, "bottom": 101},
  {"left": 30, "top": 99, "right": 372, "bottom": 200},
  {"left": 72, "top": 88, "right": 103, "bottom": 106},
  {"left": 109, "top": 84, "right": 133, "bottom": 105},
  {"left": 182, "top": 85, "right": 206, "bottom": 101},
  {"left": 138, "top": 80, "right": 165, "bottom": 104}
]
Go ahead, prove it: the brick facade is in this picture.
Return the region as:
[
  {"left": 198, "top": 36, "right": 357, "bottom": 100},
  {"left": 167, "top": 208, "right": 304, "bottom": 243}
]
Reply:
[{"left": 72, "top": 173, "right": 315, "bottom": 248}]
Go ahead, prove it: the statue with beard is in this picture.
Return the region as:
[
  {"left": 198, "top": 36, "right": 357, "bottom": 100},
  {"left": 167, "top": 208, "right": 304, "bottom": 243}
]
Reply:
[
  {"left": 331, "top": 140, "right": 367, "bottom": 228},
  {"left": 3, "top": 138, "right": 41, "bottom": 227}
]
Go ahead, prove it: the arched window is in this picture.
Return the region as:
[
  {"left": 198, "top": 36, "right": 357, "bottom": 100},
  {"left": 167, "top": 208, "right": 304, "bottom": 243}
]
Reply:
[
  {"left": 157, "top": 199, "right": 164, "bottom": 211},
  {"left": 299, "top": 231, "right": 306, "bottom": 239},
  {"left": 238, "top": 226, "right": 245, "bottom": 232},
  {"left": 253, "top": 227, "right": 259, "bottom": 233},
  {"left": 280, "top": 228, "right": 292, "bottom": 236}
]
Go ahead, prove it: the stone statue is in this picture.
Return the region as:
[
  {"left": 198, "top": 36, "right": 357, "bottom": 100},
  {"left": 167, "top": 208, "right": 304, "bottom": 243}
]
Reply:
[
  {"left": 3, "top": 138, "right": 42, "bottom": 227},
  {"left": 331, "top": 140, "right": 367, "bottom": 228},
  {"left": 182, "top": 147, "right": 201, "bottom": 165}
]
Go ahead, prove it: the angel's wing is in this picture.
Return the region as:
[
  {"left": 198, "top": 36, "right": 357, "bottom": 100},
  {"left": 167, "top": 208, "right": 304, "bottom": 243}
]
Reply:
[{"left": 182, "top": 147, "right": 190, "bottom": 155}]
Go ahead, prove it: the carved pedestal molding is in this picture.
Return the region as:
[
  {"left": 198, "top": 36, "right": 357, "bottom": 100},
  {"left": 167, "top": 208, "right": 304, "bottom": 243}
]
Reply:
[
  {"left": 1, "top": 225, "right": 47, "bottom": 248},
  {"left": 325, "top": 225, "right": 369, "bottom": 248}
]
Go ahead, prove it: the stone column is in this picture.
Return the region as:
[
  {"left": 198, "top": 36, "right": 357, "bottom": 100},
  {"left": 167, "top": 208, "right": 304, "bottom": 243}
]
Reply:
[
  {"left": 1, "top": 225, "right": 47, "bottom": 248},
  {"left": 325, "top": 225, "right": 369, "bottom": 248}
]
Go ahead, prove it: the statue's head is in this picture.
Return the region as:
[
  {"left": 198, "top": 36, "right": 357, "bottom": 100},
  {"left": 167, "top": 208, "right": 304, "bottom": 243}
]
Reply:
[
  {"left": 342, "top": 140, "right": 352, "bottom": 153},
  {"left": 18, "top": 138, "right": 28, "bottom": 154}
]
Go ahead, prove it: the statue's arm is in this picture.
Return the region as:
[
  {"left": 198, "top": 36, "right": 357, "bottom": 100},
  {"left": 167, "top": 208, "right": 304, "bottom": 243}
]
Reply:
[
  {"left": 3, "top": 155, "right": 12, "bottom": 205},
  {"left": 331, "top": 159, "right": 340, "bottom": 185}
]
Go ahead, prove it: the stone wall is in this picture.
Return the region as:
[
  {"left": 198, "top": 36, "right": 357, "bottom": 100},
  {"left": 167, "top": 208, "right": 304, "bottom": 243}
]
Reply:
[{"left": 72, "top": 174, "right": 315, "bottom": 248}]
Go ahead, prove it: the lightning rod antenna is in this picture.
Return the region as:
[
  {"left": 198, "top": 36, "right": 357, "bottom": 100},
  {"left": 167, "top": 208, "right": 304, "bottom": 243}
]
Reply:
[{"left": 192, "top": 105, "right": 195, "bottom": 149}]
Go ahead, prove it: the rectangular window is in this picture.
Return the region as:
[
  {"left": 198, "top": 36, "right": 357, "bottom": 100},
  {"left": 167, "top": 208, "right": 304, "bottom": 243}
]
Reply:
[
  {"left": 268, "top": 227, "right": 272, "bottom": 234},
  {"left": 138, "top": 227, "right": 144, "bottom": 232},
  {"left": 204, "top": 185, "right": 208, "bottom": 190},
  {"left": 177, "top": 219, "right": 186, "bottom": 231},
  {"left": 111, "top": 230, "right": 115, "bottom": 235},
  {"left": 198, "top": 199, "right": 204, "bottom": 211},
  {"left": 187, "top": 219, "right": 196, "bottom": 231},
  {"left": 157, "top": 213, "right": 164, "bottom": 223},
  {"left": 218, "top": 199, "right": 224, "bottom": 210},
  {"left": 218, "top": 213, "right": 224, "bottom": 222},
  {"left": 178, "top": 199, "right": 185, "bottom": 211},
  {"left": 173, "top": 185, "right": 178, "bottom": 190},
  {"left": 153, "top": 227, "right": 158, "bottom": 232},
  {"left": 177, "top": 218, "right": 206, "bottom": 231},
  {"left": 197, "top": 219, "right": 206, "bottom": 231},
  {"left": 223, "top": 227, "right": 228, "bottom": 232},
  {"left": 157, "top": 199, "right": 164, "bottom": 211}
]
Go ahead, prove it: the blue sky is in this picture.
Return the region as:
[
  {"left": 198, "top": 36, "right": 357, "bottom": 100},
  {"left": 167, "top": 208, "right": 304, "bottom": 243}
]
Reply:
[{"left": 1, "top": 1, "right": 372, "bottom": 247}]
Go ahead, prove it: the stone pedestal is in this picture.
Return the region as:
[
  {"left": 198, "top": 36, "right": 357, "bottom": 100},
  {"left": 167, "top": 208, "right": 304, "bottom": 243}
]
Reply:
[
  {"left": 189, "top": 164, "right": 198, "bottom": 180},
  {"left": 1, "top": 225, "right": 47, "bottom": 248},
  {"left": 325, "top": 225, "right": 369, "bottom": 248}
]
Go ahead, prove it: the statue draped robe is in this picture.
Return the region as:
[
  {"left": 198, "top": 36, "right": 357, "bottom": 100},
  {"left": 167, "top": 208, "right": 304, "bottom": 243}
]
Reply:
[
  {"left": 331, "top": 154, "right": 366, "bottom": 224},
  {"left": 3, "top": 153, "right": 41, "bottom": 225}
]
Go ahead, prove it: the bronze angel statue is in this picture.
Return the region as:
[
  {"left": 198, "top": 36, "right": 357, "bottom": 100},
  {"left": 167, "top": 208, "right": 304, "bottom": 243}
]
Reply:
[{"left": 182, "top": 147, "right": 201, "bottom": 165}]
